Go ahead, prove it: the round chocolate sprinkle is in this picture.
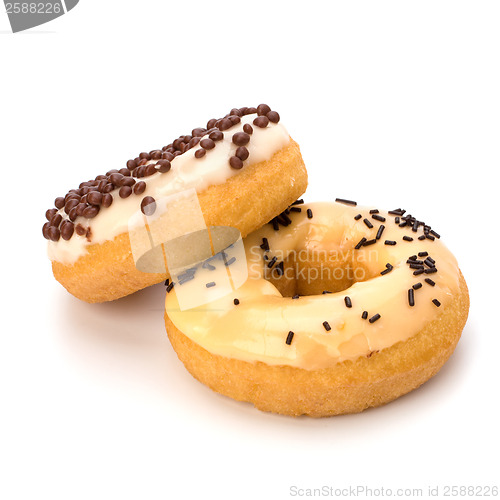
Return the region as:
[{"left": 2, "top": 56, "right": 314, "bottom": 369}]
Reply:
[
  {"left": 133, "top": 181, "right": 146, "bottom": 195},
  {"left": 195, "top": 148, "right": 206, "bottom": 159},
  {"left": 156, "top": 160, "right": 171, "bottom": 173},
  {"left": 233, "top": 298, "right": 240, "bottom": 305},
  {"left": 46, "top": 208, "right": 58, "bottom": 221},
  {"left": 141, "top": 196, "right": 156, "bottom": 216},
  {"left": 267, "top": 111, "right": 280, "bottom": 123},
  {"left": 229, "top": 156, "right": 243, "bottom": 169},
  {"left": 54, "top": 197, "right": 65, "bottom": 209},
  {"left": 257, "top": 104, "right": 271, "bottom": 116},
  {"left": 60, "top": 221, "right": 74, "bottom": 241},
  {"left": 119, "top": 185, "right": 132, "bottom": 198},
  {"left": 126, "top": 159, "right": 138, "bottom": 170},
  {"left": 75, "top": 224, "right": 87, "bottom": 236},
  {"left": 47, "top": 226, "right": 60, "bottom": 241},
  {"left": 144, "top": 164, "right": 157, "bottom": 177},
  {"left": 235, "top": 146, "right": 249, "bottom": 161},
  {"left": 232, "top": 132, "right": 250, "bottom": 146},
  {"left": 82, "top": 205, "right": 100, "bottom": 219},
  {"left": 192, "top": 127, "right": 206, "bottom": 137},
  {"left": 243, "top": 123, "right": 253, "bottom": 135},
  {"left": 253, "top": 116, "right": 269, "bottom": 128},
  {"left": 209, "top": 130, "right": 224, "bottom": 142},
  {"left": 200, "top": 138, "right": 215, "bottom": 150},
  {"left": 87, "top": 191, "right": 103, "bottom": 206},
  {"left": 109, "top": 173, "right": 124, "bottom": 186},
  {"left": 121, "top": 177, "right": 136, "bottom": 187},
  {"left": 102, "top": 193, "right": 113, "bottom": 208},
  {"left": 64, "top": 198, "right": 79, "bottom": 213},
  {"left": 217, "top": 118, "right": 233, "bottom": 131}
]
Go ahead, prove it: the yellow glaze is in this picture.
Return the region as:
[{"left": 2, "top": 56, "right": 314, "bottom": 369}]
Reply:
[{"left": 165, "top": 202, "right": 461, "bottom": 369}]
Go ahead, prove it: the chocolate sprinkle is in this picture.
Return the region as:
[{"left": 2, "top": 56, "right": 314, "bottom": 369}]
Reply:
[
  {"left": 369, "top": 313, "right": 381, "bottom": 323},
  {"left": 322, "top": 321, "right": 331, "bottom": 332},
  {"left": 206, "top": 282, "right": 216, "bottom": 288},
  {"left": 432, "top": 299, "right": 441, "bottom": 307},
  {"left": 307, "top": 208, "right": 313, "bottom": 219},
  {"left": 362, "top": 311, "right": 368, "bottom": 320},
  {"left": 233, "top": 298, "right": 240, "bottom": 305},
  {"left": 229, "top": 156, "right": 243, "bottom": 169},
  {"left": 384, "top": 240, "right": 397, "bottom": 246},
  {"left": 363, "top": 218, "right": 374, "bottom": 229},
  {"left": 141, "top": 196, "right": 156, "bottom": 216},
  {"left": 408, "top": 288, "right": 415, "bottom": 307},
  {"left": 380, "top": 263, "right": 393, "bottom": 275},
  {"left": 355, "top": 237, "right": 367, "bottom": 249},
  {"left": 344, "top": 296, "right": 352, "bottom": 308},
  {"left": 335, "top": 198, "right": 357, "bottom": 206},
  {"left": 376, "top": 225, "right": 385, "bottom": 240},
  {"left": 285, "top": 331, "right": 295, "bottom": 345},
  {"left": 425, "top": 278, "right": 436, "bottom": 286}
]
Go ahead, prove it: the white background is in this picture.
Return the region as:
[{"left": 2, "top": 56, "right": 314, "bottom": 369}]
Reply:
[{"left": 1, "top": 2, "right": 499, "bottom": 499}]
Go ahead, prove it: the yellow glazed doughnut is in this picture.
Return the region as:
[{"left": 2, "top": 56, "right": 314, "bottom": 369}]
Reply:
[
  {"left": 165, "top": 200, "right": 469, "bottom": 417},
  {"left": 43, "top": 105, "right": 307, "bottom": 303}
]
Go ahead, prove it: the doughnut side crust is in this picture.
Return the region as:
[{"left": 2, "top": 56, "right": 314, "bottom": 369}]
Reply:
[
  {"left": 164, "top": 272, "right": 469, "bottom": 417},
  {"left": 52, "top": 139, "right": 307, "bottom": 303}
]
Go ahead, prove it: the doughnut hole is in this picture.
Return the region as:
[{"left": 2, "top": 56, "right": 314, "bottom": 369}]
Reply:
[{"left": 265, "top": 249, "right": 380, "bottom": 297}]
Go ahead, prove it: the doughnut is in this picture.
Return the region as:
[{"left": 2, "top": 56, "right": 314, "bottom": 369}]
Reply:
[
  {"left": 164, "top": 199, "right": 469, "bottom": 417},
  {"left": 43, "top": 105, "right": 307, "bottom": 303}
]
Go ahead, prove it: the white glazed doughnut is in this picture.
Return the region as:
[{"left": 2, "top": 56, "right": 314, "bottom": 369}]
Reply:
[{"left": 43, "top": 105, "right": 307, "bottom": 302}]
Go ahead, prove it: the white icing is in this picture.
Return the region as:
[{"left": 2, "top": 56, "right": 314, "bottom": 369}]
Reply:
[{"left": 47, "top": 114, "right": 290, "bottom": 264}]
